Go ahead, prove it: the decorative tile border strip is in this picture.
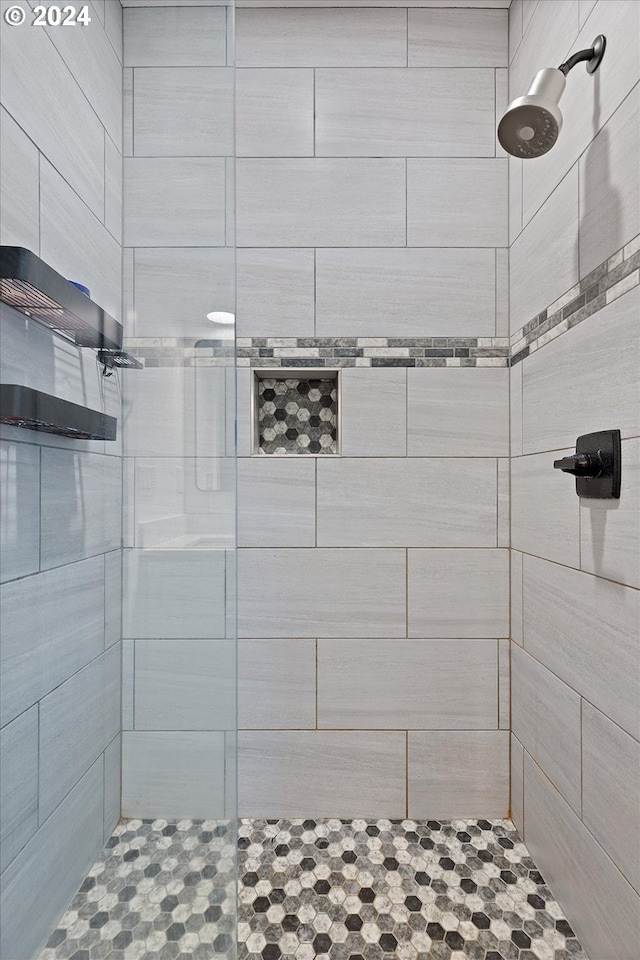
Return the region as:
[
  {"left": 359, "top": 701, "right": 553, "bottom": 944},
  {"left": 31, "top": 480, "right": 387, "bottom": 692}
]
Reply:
[
  {"left": 124, "top": 337, "right": 511, "bottom": 368},
  {"left": 510, "top": 234, "right": 640, "bottom": 366}
]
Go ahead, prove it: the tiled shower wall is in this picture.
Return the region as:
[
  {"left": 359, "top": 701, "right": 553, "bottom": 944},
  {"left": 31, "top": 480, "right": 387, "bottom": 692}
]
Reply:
[
  {"left": 235, "top": 5, "right": 511, "bottom": 818},
  {"left": 508, "top": 1, "right": 640, "bottom": 958},
  {"left": 0, "top": 2, "right": 123, "bottom": 957},
  {"left": 119, "top": 0, "right": 236, "bottom": 819}
]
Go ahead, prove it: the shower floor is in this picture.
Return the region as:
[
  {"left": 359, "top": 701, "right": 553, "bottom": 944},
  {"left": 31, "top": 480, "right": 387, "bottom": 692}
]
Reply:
[{"left": 39, "top": 818, "right": 588, "bottom": 960}]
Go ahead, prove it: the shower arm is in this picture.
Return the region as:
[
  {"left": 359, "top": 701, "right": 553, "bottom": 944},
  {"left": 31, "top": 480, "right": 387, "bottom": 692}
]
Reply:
[{"left": 558, "top": 35, "right": 606, "bottom": 76}]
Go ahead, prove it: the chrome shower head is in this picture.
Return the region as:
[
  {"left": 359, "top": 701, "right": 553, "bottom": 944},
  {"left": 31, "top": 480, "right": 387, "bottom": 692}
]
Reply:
[{"left": 498, "top": 35, "right": 606, "bottom": 159}]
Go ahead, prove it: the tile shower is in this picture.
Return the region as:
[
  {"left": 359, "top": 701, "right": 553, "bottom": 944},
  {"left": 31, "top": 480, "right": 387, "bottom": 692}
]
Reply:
[{"left": 0, "top": 4, "right": 638, "bottom": 960}]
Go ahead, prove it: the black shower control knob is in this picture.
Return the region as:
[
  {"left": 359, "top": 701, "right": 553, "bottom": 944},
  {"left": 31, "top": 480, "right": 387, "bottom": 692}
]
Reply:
[{"left": 553, "top": 452, "right": 603, "bottom": 477}]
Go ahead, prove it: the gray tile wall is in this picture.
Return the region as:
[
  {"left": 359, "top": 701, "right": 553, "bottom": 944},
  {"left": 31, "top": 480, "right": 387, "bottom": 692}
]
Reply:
[
  {"left": 120, "top": 2, "right": 236, "bottom": 820},
  {"left": 0, "top": 2, "right": 124, "bottom": 954},
  {"left": 235, "top": 5, "right": 510, "bottom": 819},
  {"left": 509, "top": 1, "right": 640, "bottom": 956}
]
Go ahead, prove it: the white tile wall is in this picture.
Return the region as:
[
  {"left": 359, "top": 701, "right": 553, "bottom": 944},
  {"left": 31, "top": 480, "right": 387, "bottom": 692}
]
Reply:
[
  {"left": 408, "top": 731, "right": 509, "bottom": 819},
  {"left": 236, "top": 69, "right": 314, "bottom": 157},
  {"left": 238, "top": 458, "right": 316, "bottom": 547},
  {"left": 407, "top": 159, "right": 508, "bottom": 247},
  {"left": 238, "top": 548, "right": 406, "bottom": 638},
  {"left": 0, "top": 108, "right": 39, "bottom": 251},
  {"left": 122, "top": 731, "right": 226, "bottom": 819},
  {"left": 103, "top": 736, "right": 121, "bottom": 842},
  {"left": 582, "top": 701, "right": 640, "bottom": 894},
  {"left": 0, "top": 706, "right": 38, "bottom": 873},
  {"left": 340, "top": 368, "right": 407, "bottom": 457},
  {"left": 407, "top": 368, "right": 509, "bottom": 457},
  {"left": 238, "top": 639, "right": 316, "bottom": 729},
  {"left": 124, "top": 4, "right": 227, "bottom": 66},
  {"left": 318, "top": 639, "right": 498, "bottom": 730},
  {"left": 408, "top": 9, "right": 508, "bottom": 68},
  {"left": 408, "top": 549, "right": 509, "bottom": 639},
  {"left": 511, "top": 451, "right": 580, "bottom": 567},
  {"left": 523, "top": 555, "right": 640, "bottom": 740},
  {"left": 235, "top": 8, "right": 407, "bottom": 68},
  {"left": 510, "top": 733, "right": 524, "bottom": 836},
  {"left": 236, "top": 248, "right": 315, "bottom": 338},
  {"left": 523, "top": 754, "right": 640, "bottom": 960},
  {"left": 124, "top": 157, "right": 226, "bottom": 246},
  {"left": 238, "top": 731, "right": 406, "bottom": 818},
  {"left": 315, "top": 248, "right": 496, "bottom": 337},
  {"left": 132, "top": 67, "right": 234, "bottom": 156},
  {"left": 580, "top": 437, "right": 640, "bottom": 589},
  {"left": 317, "top": 458, "right": 497, "bottom": 547},
  {"left": 511, "top": 645, "right": 582, "bottom": 814},
  {"left": 0, "top": 557, "right": 105, "bottom": 727},
  {"left": 236, "top": 159, "right": 406, "bottom": 247},
  {"left": 315, "top": 69, "right": 495, "bottom": 157},
  {"left": 0, "top": 440, "right": 39, "bottom": 583}
]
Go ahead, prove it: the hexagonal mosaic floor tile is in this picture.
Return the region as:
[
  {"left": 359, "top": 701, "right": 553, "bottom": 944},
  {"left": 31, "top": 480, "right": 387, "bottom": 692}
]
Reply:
[{"left": 39, "top": 818, "right": 588, "bottom": 960}]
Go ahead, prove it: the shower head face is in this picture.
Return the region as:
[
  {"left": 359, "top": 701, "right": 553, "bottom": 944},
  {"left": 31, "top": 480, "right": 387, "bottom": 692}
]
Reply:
[{"left": 498, "top": 99, "right": 562, "bottom": 158}]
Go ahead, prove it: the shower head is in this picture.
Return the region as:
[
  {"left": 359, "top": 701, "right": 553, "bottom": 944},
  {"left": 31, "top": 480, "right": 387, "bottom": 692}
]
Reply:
[{"left": 498, "top": 35, "right": 606, "bottom": 159}]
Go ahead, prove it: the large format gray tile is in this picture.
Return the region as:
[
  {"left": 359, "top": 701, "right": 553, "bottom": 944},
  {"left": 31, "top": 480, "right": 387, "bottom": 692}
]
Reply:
[
  {"left": 40, "top": 449, "right": 121, "bottom": 569},
  {"left": 511, "top": 550, "right": 524, "bottom": 646},
  {"left": 407, "top": 368, "right": 509, "bottom": 457},
  {"left": 0, "top": 13, "right": 105, "bottom": 216},
  {"left": 407, "top": 159, "right": 508, "bottom": 247},
  {"left": 523, "top": 753, "right": 640, "bottom": 960},
  {"left": 317, "top": 458, "right": 497, "bottom": 547},
  {"left": 121, "top": 731, "right": 225, "bottom": 819},
  {"left": 132, "top": 247, "right": 235, "bottom": 337},
  {"left": 104, "top": 134, "right": 122, "bottom": 243},
  {"left": 581, "top": 437, "right": 640, "bottom": 589},
  {"left": 133, "top": 67, "right": 234, "bottom": 157},
  {"left": 238, "top": 458, "right": 316, "bottom": 547},
  {"left": 238, "top": 731, "right": 406, "bottom": 818},
  {"left": 0, "top": 557, "right": 105, "bottom": 727},
  {"left": 523, "top": 555, "right": 640, "bottom": 739},
  {"left": 521, "top": 287, "right": 640, "bottom": 453},
  {"left": 511, "top": 450, "right": 580, "bottom": 567},
  {"left": 134, "top": 639, "right": 234, "bottom": 731},
  {"left": 238, "top": 548, "right": 406, "bottom": 638},
  {"left": 39, "top": 645, "right": 120, "bottom": 822},
  {"left": 236, "top": 248, "right": 315, "bottom": 339},
  {"left": 340, "top": 368, "right": 406, "bottom": 457},
  {"left": 318, "top": 639, "right": 498, "bottom": 730},
  {"left": 511, "top": 645, "right": 581, "bottom": 813},
  {"left": 510, "top": 167, "right": 579, "bottom": 331},
  {"left": 238, "top": 639, "right": 316, "bottom": 729},
  {"left": 236, "top": 68, "right": 314, "bottom": 157},
  {"left": 316, "top": 248, "right": 496, "bottom": 337},
  {"left": 104, "top": 550, "right": 122, "bottom": 649},
  {"left": 408, "top": 731, "right": 509, "bottom": 819},
  {"left": 103, "top": 735, "right": 121, "bottom": 842},
  {"left": 582, "top": 701, "right": 640, "bottom": 894},
  {"left": 123, "top": 549, "right": 227, "bottom": 639},
  {"left": 510, "top": 733, "right": 524, "bottom": 836},
  {"left": 0, "top": 108, "right": 39, "bottom": 252},
  {"left": 408, "top": 549, "right": 509, "bottom": 639},
  {"left": 236, "top": 159, "right": 406, "bottom": 247},
  {"left": 316, "top": 69, "right": 495, "bottom": 157},
  {"left": 0, "top": 706, "right": 38, "bottom": 873},
  {"left": 0, "top": 760, "right": 104, "bottom": 960},
  {"left": 579, "top": 84, "right": 640, "bottom": 276},
  {"left": 408, "top": 8, "right": 508, "bottom": 67},
  {"left": 40, "top": 159, "right": 122, "bottom": 323},
  {"left": 124, "top": 4, "right": 226, "bottom": 66},
  {"left": 0, "top": 440, "right": 39, "bottom": 583},
  {"left": 124, "top": 158, "right": 226, "bottom": 246},
  {"left": 235, "top": 7, "right": 406, "bottom": 67}
]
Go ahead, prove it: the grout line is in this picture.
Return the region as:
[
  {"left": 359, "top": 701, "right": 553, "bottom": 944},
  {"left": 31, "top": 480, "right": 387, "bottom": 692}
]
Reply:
[{"left": 405, "top": 731, "right": 409, "bottom": 819}]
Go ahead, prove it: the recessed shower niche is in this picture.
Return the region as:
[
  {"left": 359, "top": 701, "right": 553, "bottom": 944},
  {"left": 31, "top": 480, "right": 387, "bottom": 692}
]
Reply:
[{"left": 253, "top": 369, "right": 340, "bottom": 455}]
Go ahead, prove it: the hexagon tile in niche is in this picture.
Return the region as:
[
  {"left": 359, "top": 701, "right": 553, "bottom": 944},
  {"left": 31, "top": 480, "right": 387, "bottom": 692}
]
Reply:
[{"left": 257, "top": 377, "right": 338, "bottom": 455}]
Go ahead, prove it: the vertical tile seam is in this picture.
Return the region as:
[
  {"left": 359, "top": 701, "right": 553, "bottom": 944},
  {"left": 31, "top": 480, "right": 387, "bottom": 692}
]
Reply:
[
  {"left": 405, "top": 730, "right": 409, "bottom": 819},
  {"left": 315, "top": 638, "right": 318, "bottom": 731}
]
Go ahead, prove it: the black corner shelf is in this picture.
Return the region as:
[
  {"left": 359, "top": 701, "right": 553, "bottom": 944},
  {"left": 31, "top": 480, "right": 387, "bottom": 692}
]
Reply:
[
  {"left": 0, "top": 384, "right": 117, "bottom": 441},
  {"left": 0, "top": 246, "right": 123, "bottom": 350}
]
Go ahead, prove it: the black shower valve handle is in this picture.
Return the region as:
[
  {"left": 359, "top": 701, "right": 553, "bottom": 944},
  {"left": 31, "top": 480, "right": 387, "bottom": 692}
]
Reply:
[{"left": 553, "top": 451, "right": 604, "bottom": 478}]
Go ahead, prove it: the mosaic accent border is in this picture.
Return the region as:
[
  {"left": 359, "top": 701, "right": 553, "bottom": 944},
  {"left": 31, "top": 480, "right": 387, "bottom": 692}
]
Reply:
[{"left": 510, "top": 234, "right": 640, "bottom": 366}]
